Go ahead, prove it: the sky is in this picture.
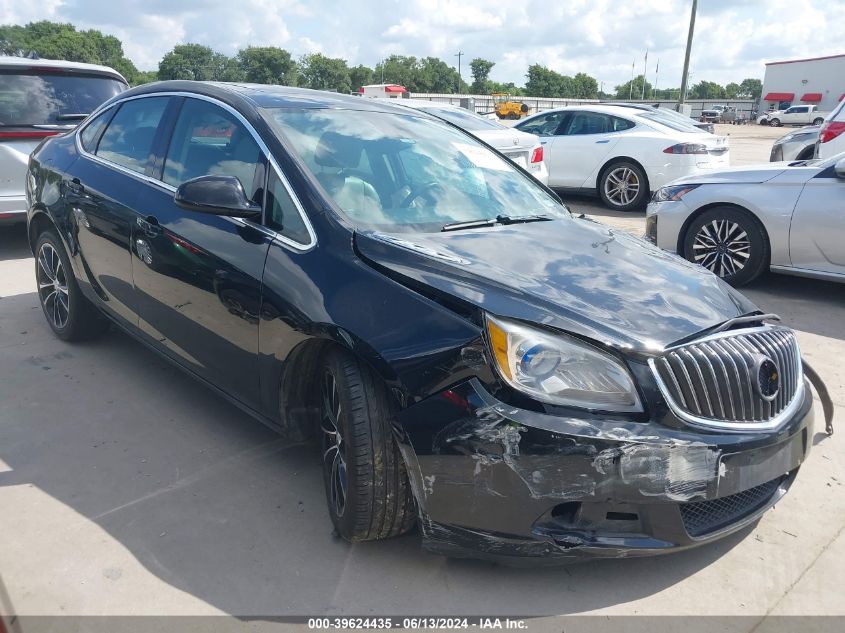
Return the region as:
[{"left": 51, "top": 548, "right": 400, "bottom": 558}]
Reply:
[{"left": 2, "top": 0, "right": 844, "bottom": 89}]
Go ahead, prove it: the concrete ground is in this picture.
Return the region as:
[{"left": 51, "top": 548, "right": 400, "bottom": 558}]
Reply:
[{"left": 1, "top": 123, "right": 843, "bottom": 622}]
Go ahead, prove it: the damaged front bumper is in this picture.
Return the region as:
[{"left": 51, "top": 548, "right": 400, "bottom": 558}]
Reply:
[{"left": 397, "top": 377, "right": 814, "bottom": 564}]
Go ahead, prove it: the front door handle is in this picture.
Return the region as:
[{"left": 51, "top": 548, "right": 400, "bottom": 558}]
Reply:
[
  {"left": 66, "top": 177, "right": 84, "bottom": 194},
  {"left": 137, "top": 216, "right": 162, "bottom": 237}
]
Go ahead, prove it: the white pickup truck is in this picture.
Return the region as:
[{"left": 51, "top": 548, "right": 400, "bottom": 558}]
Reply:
[{"left": 759, "top": 104, "right": 829, "bottom": 127}]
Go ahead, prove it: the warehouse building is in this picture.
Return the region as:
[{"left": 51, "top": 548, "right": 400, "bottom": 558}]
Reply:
[{"left": 760, "top": 53, "right": 845, "bottom": 113}]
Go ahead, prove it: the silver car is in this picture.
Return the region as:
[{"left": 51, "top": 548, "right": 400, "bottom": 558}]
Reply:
[
  {"left": 770, "top": 126, "right": 819, "bottom": 162},
  {"left": 1, "top": 56, "right": 127, "bottom": 225},
  {"left": 646, "top": 154, "right": 845, "bottom": 286}
]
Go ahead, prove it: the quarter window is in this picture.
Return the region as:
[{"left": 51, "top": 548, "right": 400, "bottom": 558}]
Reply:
[
  {"left": 163, "top": 98, "right": 262, "bottom": 195},
  {"left": 265, "top": 171, "right": 311, "bottom": 245},
  {"left": 79, "top": 108, "right": 113, "bottom": 152},
  {"left": 96, "top": 97, "right": 169, "bottom": 174}
]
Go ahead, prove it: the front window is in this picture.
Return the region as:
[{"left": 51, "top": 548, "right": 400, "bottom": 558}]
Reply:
[
  {"left": 0, "top": 71, "right": 125, "bottom": 126},
  {"left": 264, "top": 108, "right": 566, "bottom": 233}
]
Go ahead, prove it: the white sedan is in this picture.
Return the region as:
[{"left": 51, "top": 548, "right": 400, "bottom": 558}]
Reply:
[
  {"left": 646, "top": 154, "right": 845, "bottom": 286},
  {"left": 383, "top": 99, "right": 549, "bottom": 184},
  {"left": 515, "top": 104, "right": 729, "bottom": 211}
]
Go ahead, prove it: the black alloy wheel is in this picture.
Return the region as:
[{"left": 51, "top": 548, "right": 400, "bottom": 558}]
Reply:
[
  {"left": 318, "top": 349, "right": 416, "bottom": 541},
  {"left": 683, "top": 207, "right": 769, "bottom": 286},
  {"left": 35, "top": 230, "right": 109, "bottom": 341}
]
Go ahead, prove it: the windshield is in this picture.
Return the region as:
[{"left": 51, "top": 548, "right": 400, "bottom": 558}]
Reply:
[
  {"left": 418, "top": 106, "right": 506, "bottom": 132},
  {"left": 0, "top": 71, "right": 126, "bottom": 126},
  {"left": 264, "top": 107, "right": 566, "bottom": 233},
  {"left": 636, "top": 111, "right": 704, "bottom": 134}
]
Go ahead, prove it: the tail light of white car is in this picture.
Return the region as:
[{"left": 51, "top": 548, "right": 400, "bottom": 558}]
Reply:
[
  {"left": 530, "top": 146, "right": 544, "bottom": 163},
  {"left": 819, "top": 121, "right": 845, "bottom": 144},
  {"left": 663, "top": 143, "right": 710, "bottom": 154}
]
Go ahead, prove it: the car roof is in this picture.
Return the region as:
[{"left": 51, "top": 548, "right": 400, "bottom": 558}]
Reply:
[
  {"left": 525, "top": 104, "right": 649, "bottom": 118},
  {"left": 380, "top": 98, "right": 464, "bottom": 111},
  {"left": 117, "top": 80, "right": 428, "bottom": 116},
  {"left": 0, "top": 55, "right": 127, "bottom": 82}
]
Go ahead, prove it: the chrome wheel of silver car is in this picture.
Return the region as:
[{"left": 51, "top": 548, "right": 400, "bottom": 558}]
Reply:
[
  {"left": 321, "top": 370, "right": 347, "bottom": 518},
  {"left": 37, "top": 242, "right": 70, "bottom": 330},
  {"left": 603, "top": 166, "right": 640, "bottom": 207},
  {"left": 692, "top": 219, "right": 751, "bottom": 277}
]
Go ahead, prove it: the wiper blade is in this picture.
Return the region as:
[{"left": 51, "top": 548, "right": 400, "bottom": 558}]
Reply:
[
  {"left": 441, "top": 218, "right": 497, "bottom": 232},
  {"left": 440, "top": 214, "right": 552, "bottom": 232},
  {"left": 497, "top": 214, "right": 553, "bottom": 225}
]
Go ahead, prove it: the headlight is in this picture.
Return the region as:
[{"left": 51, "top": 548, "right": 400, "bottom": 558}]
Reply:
[
  {"left": 485, "top": 315, "right": 642, "bottom": 412},
  {"left": 651, "top": 184, "right": 700, "bottom": 203}
]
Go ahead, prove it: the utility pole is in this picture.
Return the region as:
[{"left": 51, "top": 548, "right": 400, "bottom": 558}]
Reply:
[
  {"left": 455, "top": 51, "right": 463, "bottom": 93},
  {"left": 654, "top": 58, "right": 659, "bottom": 100},
  {"left": 641, "top": 49, "right": 648, "bottom": 100},
  {"left": 678, "top": 0, "right": 697, "bottom": 107},
  {"left": 628, "top": 59, "right": 635, "bottom": 100}
]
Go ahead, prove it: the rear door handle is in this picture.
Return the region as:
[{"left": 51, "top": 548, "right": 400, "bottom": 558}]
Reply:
[
  {"left": 595, "top": 139, "right": 611, "bottom": 144},
  {"left": 137, "top": 215, "right": 162, "bottom": 237}
]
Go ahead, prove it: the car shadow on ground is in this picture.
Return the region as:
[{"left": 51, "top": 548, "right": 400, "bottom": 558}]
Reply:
[
  {"left": 0, "top": 225, "right": 30, "bottom": 262},
  {"left": 740, "top": 272, "right": 845, "bottom": 343},
  {"left": 0, "top": 291, "right": 753, "bottom": 616}
]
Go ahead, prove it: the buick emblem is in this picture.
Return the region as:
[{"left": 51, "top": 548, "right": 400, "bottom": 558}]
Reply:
[
  {"left": 755, "top": 357, "right": 780, "bottom": 401},
  {"left": 512, "top": 137, "right": 519, "bottom": 145}
]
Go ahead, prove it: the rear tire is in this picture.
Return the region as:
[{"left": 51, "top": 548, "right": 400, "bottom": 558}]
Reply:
[
  {"left": 813, "top": 117, "right": 824, "bottom": 126},
  {"left": 682, "top": 207, "right": 769, "bottom": 286},
  {"left": 598, "top": 161, "right": 649, "bottom": 212},
  {"left": 318, "top": 348, "right": 416, "bottom": 542},
  {"left": 35, "top": 230, "right": 109, "bottom": 341}
]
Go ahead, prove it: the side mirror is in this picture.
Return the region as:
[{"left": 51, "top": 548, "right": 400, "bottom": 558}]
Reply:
[
  {"left": 835, "top": 158, "right": 845, "bottom": 180},
  {"left": 174, "top": 175, "right": 261, "bottom": 219}
]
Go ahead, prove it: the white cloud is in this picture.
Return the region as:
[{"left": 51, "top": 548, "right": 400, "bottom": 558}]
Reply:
[{"left": 2, "top": 0, "right": 843, "bottom": 86}]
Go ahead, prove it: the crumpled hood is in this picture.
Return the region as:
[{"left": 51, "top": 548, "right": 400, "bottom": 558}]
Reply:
[{"left": 354, "top": 217, "right": 758, "bottom": 353}]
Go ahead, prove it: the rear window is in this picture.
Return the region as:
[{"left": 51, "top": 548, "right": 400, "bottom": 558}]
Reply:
[
  {"left": 418, "top": 106, "right": 506, "bottom": 131},
  {"left": 0, "top": 71, "right": 126, "bottom": 126},
  {"left": 636, "top": 111, "right": 702, "bottom": 133}
]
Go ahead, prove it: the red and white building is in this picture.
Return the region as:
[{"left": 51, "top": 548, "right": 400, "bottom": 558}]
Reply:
[
  {"left": 760, "top": 53, "right": 845, "bottom": 112},
  {"left": 358, "top": 84, "right": 408, "bottom": 98}
]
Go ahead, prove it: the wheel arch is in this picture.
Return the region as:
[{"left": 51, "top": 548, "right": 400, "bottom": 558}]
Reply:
[
  {"left": 676, "top": 202, "right": 772, "bottom": 265},
  {"left": 27, "top": 208, "right": 59, "bottom": 255},
  {"left": 275, "top": 334, "right": 404, "bottom": 442}
]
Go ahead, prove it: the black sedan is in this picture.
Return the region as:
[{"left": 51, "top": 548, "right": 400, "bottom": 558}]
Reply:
[{"left": 25, "top": 81, "right": 825, "bottom": 563}]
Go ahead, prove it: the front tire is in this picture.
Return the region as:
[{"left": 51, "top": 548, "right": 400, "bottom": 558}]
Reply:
[
  {"left": 318, "top": 348, "right": 416, "bottom": 542},
  {"left": 35, "top": 230, "right": 109, "bottom": 341},
  {"left": 769, "top": 118, "right": 781, "bottom": 127},
  {"left": 598, "top": 161, "right": 649, "bottom": 211},
  {"left": 682, "top": 207, "right": 769, "bottom": 286}
]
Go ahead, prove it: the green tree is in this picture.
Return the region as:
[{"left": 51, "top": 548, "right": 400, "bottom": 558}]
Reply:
[
  {"left": 349, "top": 64, "right": 374, "bottom": 92},
  {"left": 236, "top": 46, "right": 296, "bottom": 85},
  {"left": 572, "top": 72, "right": 598, "bottom": 99},
  {"left": 0, "top": 21, "right": 141, "bottom": 83},
  {"left": 158, "top": 43, "right": 242, "bottom": 81},
  {"left": 298, "top": 53, "right": 351, "bottom": 93},
  {"left": 418, "top": 56, "right": 463, "bottom": 93},
  {"left": 469, "top": 58, "right": 494, "bottom": 93},
  {"left": 614, "top": 75, "right": 653, "bottom": 100},
  {"left": 725, "top": 82, "right": 741, "bottom": 98},
  {"left": 488, "top": 81, "right": 523, "bottom": 96},
  {"left": 690, "top": 80, "right": 726, "bottom": 99},
  {"left": 132, "top": 70, "right": 159, "bottom": 86},
  {"left": 738, "top": 78, "right": 763, "bottom": 99},
  {"left": 375, "top": 55, "right": 420, "bottom": 91}
]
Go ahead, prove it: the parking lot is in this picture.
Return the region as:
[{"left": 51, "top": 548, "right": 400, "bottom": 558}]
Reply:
[{"left": 1, "top": 123, "right": 843, "bottom": 621}]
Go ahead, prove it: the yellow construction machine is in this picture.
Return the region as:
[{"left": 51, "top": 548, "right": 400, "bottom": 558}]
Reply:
[{"left": 491, "top": 93, "right": 530, "bottom": 119}]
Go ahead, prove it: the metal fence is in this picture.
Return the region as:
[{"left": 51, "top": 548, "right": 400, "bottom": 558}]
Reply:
[{"left": 409, "top": 93, "right": 758, "bottom": 119}]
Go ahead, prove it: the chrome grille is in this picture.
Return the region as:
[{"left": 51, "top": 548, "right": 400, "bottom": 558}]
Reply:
[{"left": 650, "top": 326, "right": 803, "bottom": 430}]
